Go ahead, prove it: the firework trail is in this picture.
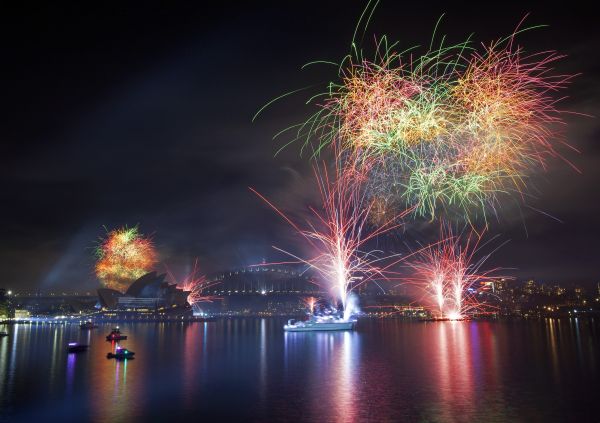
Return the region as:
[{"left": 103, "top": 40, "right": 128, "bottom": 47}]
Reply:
[
  {"left": 304, "top": 296, "right": 319, "bottom": 314},
  {"left": 405, "top": 227, "right": 504, "bottom": 319},
  {"left": 251, "top": 162, "right": 411, "bottom": 321},
  {"left": 167, "top": 259, "right": 221, "bottom": 311},
  {"left": 95, "top": 226, "right": 157, "bottom": 292}
]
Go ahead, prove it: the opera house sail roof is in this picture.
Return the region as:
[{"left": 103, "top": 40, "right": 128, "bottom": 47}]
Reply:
[{"left": 97, "top": 271, "right": 189, "bottom": 310}]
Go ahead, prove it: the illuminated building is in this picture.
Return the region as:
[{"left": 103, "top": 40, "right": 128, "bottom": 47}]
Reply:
[{"left": 13, "top": 309, "right": 31, "bottom": 320}]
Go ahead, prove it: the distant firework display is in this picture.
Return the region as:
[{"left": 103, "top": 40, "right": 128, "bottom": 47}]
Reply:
[{"left": 95, "top": 226, "right": 157, "bottom": 292}]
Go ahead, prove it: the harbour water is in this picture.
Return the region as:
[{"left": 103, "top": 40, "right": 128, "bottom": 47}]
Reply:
[{"left": 1, "top": 318, "right": 598, "bottom": 422}]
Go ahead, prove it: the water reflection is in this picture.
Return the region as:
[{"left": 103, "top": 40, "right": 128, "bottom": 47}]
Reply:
[
  {"left": 433, "top": 321, "right": 451, "bottom": 419},
  {"left": 88, "top": 333, "right": 137, "bottom": 422},
  {"left": 334, "top": 331, "right": 358, "bottom": 422},
  {"left": 259, "top": 318, "right": 267, "bottom": 403},
  {"left": 0, "top": 327, "right": 8, "bottom": 403},
  {"left": 0, "top": 318, "right": 599, "bottom": 422},
  {"left": 66, "top": 353, "right": 76, "bottom": 395},
  {"left": 547, "top": 318, "right": 561, "bottom": 381},
  {"left": 283, "top": 330, "right": 360, "bottom": 422},
  {"left": 430, "top": 322, "right": 475, "bottom": 421}
]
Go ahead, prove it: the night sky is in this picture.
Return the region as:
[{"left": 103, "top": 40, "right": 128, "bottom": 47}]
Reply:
[{"left": 1, "top": 2, "right": 599, "bottom": 292}]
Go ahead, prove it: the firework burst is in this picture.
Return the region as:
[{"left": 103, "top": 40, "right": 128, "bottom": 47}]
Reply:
[
  {"left": 258, "top": 11, "right": 576, "bottom": 223},
  {"left": 95, "top": 226, "right": 157, "bottom": 292},
  {"left": 406, "top": 227, "right": 503, "bottom": 319},
  {"left": 251, "top": 163, "right": 411, "bottom": 321},
  {"left": 167, "top": 259, "right": 221, "bottom": 311}
]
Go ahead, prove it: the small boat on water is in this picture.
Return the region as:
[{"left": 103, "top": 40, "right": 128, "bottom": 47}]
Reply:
[
  {"left": 67, "top": 342, "right": 89, "bottom": 353},
  {"left": 284, "top": 315, "right": 356, "bottom": 332},
  {"left": 80, "top": 321, "right": 98, "bottom": 329},
  {"left": 106, "top": 327, "right": 127, "bottom": 341},
  {"left": 0, "top": 331, "right": 8, "bottom": 337},
  {"left": 107, "top": 346, "right": 135, "bottom": 359}
]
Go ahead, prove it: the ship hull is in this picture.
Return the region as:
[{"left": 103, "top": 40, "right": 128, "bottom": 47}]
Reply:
[{"left": 284, "top": 321, "right": 355, "bottom": 332}]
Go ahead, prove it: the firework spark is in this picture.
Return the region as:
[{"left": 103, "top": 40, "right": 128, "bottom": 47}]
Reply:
[
  {"left": 259, "top": 14, "right": 576, "bottom": 223},
  {"left": 168, "top": 259, "right": 221, "bottom": 311},
  {"left": 251, "top": 163, "right": 410, "bottom": 321},
  {"left": 95, "top": 226, "right": 157, "bottom": 292},
  {"left": 304, "top": 296, "right": 319, "bottom": 314},
  {"left": 406, "top": 228, "right": 503, "bottom": 319}
]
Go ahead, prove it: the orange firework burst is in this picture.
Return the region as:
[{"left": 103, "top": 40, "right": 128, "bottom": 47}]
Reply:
[
  {"left": 451, "top": 33, "right": 574, "bottom": 187},
  {"left": 95, "top": 226, "right": 157, "bottom": 292}
]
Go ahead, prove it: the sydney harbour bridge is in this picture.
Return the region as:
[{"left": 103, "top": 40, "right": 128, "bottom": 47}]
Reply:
[{"left": 203, "top": 265, "right": 322, "bottom": 297}]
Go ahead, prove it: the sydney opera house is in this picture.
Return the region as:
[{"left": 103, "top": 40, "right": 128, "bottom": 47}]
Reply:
[{"left": 97, "top": 271, "right": 189, "bottom": 312}]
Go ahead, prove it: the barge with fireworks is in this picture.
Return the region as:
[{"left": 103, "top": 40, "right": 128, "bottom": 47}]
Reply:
[{"left": 284, "top": 315, "right": 356, "bottom": 332}]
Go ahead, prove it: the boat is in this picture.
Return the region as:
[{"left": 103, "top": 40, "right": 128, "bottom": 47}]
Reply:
[
  {"left": 106, "top": 327, "right": 127, "bottom": 341},
  {"left": 67, "top": 342, "right": 89, "bottom": 353},
  {"left": 80, "top": 321, "right": 97, "bottom": 329},
  {"left": 107, "top": 346, "right": 135, "bottom": 359},
  {"left": 284, "top": 315, "right": 356, "bottom": 332},
  {"left": 0, "top": 331, "right": 8, "bottom": 337}
]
